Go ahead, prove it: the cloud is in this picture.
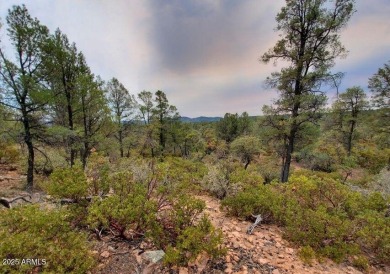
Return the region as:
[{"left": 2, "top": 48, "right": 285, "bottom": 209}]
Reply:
[{"left": 1, "top": 0, "right": 389, "bottom": 117}]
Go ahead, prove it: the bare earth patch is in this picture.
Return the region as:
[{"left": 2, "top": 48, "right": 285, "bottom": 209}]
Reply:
[{"left": 0, "top": 163, "right": 25, "bottom": 197}]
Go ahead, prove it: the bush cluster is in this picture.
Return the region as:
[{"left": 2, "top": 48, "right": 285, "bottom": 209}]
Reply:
[
  {"left": 0, "top": 142, "right": 20, "bottom": 164},
  {"left": 0, "top": 205, "right": 96, "bottom": 273},
  {"left": 43, "top": 157, "right": 224, "bottom": 267},
  {"left": 202, "top": 160, "right": 264, "bottom": 199},
  {"left": 222, "top": 170, "right": 390, "bottom": 264}
]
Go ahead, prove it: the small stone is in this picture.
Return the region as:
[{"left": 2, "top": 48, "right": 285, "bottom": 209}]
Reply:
[
  {"left": 233, "top": 255, "right": 240, "bottom": 262},
  {"left": 225, "top": 263, "right": 233, "bottom": 273},
  {"left": 135, "top": 254, "right": 142, "bottom": 264},
  {"left": 286, "top": 248, "right": 294, "bottom": 254},
  {"left": 225, "top": 255, "right": 231, "bottom": 263},
  {"left": 258, "top": 258, "right": 268, "bottom": 265},
  {"left": 232, "top": 240, "right": 241, "bottom": 249},
  {"left": 142, "top": 250, "right": 165, "bottom": 263},
  {"left": 232, "top": 231, "right": 240, "bottom": 238},
  {"left": 108, "top": 246, "right": 115, "bottom": 252},
  {"left": 100, "top": 251, "right": 110, "bottom": 258},
  {"left": 179, "top": 267, "right": 189, "bottom": 274},
  {"left": 236, "top": 227, "right": 242, "bottom": 232},
  {"left": 278, "top": 254, "right": 285, "bottom": 259},
  {"left": 195, "top": 252, "right": 209, "bottom": 273},
  {"left": 272, "top": 269, "right": 281, "bottom": 274}
]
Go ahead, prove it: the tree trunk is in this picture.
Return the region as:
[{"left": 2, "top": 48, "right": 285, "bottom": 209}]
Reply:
[
  {"left": 347, "top": 120, "right": 355, "bottom": 156},
  {"left": 281, "top": 132, "right": 295, "bottom": 183},
  {"left": 119, "top": 128, "right": 124, "bottom": 158},
  {"left": 22, "top": 114, "right": 34, "bottom": 191},
  {"left": 66, "top": 91, "right": 76, "bottom": 167},
  {"left": 244, "top": 159, "right": 250, "bottom": 170},
  {"left": 81, "top": 96, "right": 89, "bottom": 169}
]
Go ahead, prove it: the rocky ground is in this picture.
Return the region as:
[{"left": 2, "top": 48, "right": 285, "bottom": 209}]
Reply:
[
  {"left": 94, "top": 195, "right": 388, "bottom": 274},
  {"left": 1, "top": 164, "right": 388, "bottom": 273}
]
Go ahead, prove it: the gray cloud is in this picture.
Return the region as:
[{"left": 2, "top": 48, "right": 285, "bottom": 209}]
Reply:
[{"left": 1, "top": 0, "right": 389, "bottom": 117}]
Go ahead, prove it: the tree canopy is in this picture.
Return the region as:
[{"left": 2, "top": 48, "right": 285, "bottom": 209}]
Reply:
[{"left": 261, "top": 0, "right": 355, "bottom": 182}]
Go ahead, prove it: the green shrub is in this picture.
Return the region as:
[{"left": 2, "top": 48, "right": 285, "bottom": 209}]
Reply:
[
  {"left": 221, "top": 170, "right": 390, "bottom": 264},
  {"left": 0, "top": 143, "right": 20, "bottom": 164},
  {"left": 87, "top": 169, "right": 225, "bottom": 266},
  {"left": 221, "top": 183, "right": 282, "bottom": 222},
  {"left": 353, "top": 142, "right": 390, "bottom": 174},
  {"left": 88, "top": 179, "right": 158, "bottom": 238},
  {"left": 164, "top": 216, "right": 225, "bottom": 266},
  {"left": 355, "top": 210, "right": 390, "bottom": 264},
  {"left": 203, "top": 160, "right": 263, "bottom": 199},
  {"left": 45, "top": 165, "right": 88, "bottom": 200},
  {"left": 352, "top": 255, "right": 369, "bottom": 271},
  {"left": 257, "top": 154, "right": 280, "bottom": 183},
  {"left": 0, "top": 205, "right": 96, "bottom": 273},
  {"left": 86, "top": 152, "right": 110, "bottom": 195},
  {"left": 298, "top": 246, "right": 316, "bottom": 264}
]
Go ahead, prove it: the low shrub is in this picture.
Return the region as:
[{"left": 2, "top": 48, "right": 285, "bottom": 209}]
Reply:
[
  {"left": 298, "top": 246, "right": 316, "bottom": 265},
  {"left": 45, "top": 165, "right": 88, "bottom": 200},
  {"left": 0, "top": 143, "right": 20, "bottom": 164},
  {"left": 164, "top": 216, "right": 225, "bottom": 266},
  {"left": 0, "top": 205, "right": 96, "bottom": 273},
  {"left": 202, "top": 160, "right": 263, "bottom": 199},
  {"left": 353, "top": 142, "right": 390, "bottom": 174},
  {"left": 221, "top": 170, "right": 390, "bottom": 264},
  {"left": 86, "top": 152, "right": 110, "bottom": 195},
  {"left": 87, "top": 167, "right": 225, "bottom": 266},
  {"left": 88, "top": 181, "right": 158, "bottom": 238}
]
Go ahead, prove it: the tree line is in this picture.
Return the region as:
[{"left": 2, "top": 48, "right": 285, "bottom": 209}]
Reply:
[
  {"left": 1, "top": 2, "right": 389, "bottom": 191},
  {"left": 0, "top": 5, "right": 181, "bottom": 190}
]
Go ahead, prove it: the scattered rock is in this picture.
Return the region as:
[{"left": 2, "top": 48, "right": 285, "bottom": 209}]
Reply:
[
  {"left": 225, "top": 255, "right": 231, "bottom": 263},
  {"left": 142, "top": 250, "right": 165, "bottom": 264},
  {"left": 257, "top": 258, "right": 268, "bottom": 265},
  {"left": 194, "top": 252, "right": 209, "bottom": 273},
  {"left": 178, "top": 267, "right": 189, "bottom": 274},
  {"left": 100, "top": 251, "right": 110, "bottom": 258},
  {"left": 286, "top": 247, "right": 294, "bottom": 254}
]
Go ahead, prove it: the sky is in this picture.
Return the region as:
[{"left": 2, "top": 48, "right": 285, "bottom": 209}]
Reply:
[{"left": 1, "top": 0, "right": 389, "bottom": 117}]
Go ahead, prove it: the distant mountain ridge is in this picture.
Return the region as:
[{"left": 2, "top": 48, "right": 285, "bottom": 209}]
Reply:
[{"left": 180, "top": 116, "right": 222, "bottom": 123}]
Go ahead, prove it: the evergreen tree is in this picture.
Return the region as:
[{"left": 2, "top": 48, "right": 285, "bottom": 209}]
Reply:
[
  {"left": 0, "top": 5, "right": 51, "bottom": 190},
  {"left": 106, "top": 78, "right": 135, "bottom": 157},
  {"left": 261, "top": 0, "right": 355, "bottom": 182}
]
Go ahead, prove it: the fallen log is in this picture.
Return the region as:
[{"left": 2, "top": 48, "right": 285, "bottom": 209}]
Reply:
[{"left": 0, "top": 195, "right": 32, "bottom": 209}]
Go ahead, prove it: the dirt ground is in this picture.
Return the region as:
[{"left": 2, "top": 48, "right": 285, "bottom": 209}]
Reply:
[
  {"left": 0, "top": 163, "right": 26, "bottom": 197},
  {"left": 93, "top": 195, "right": 388, "bottom": 274}
]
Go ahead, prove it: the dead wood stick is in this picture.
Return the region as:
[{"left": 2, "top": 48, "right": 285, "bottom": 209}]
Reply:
[
  {"left": 0, "top": 195, "right": 32, "bottom": 209},
  {"left": 246, "top": 214, "right": 262, "bottom": 235}
]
